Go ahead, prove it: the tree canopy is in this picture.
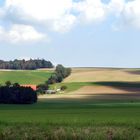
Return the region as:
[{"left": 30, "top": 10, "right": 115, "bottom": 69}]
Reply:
[
  {"left": 0, "top": 59, "right": 53, "bottom": 70},
  {"left": 47, "top": 65, "right": 71, "bottom": 84},
  {"left": 0, "top": 82, "right": 37, "bottom": 104}
]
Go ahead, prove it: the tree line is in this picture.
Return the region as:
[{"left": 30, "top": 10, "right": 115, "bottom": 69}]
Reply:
[
  {"left": 0, "top": 82, "right": 37, "bottom": 104},
  {"left": 37, "top": 65, "right": 71, "bottom": 93},
  {"left": 0, "top": 59, "right": 53, "bottom": 70},
  {"left": 47, "top": 64, "right": 71, "bottom": 84}
]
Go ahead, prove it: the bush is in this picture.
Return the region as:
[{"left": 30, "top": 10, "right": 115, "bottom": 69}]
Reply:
[
  {"left": 55, "top": 65, "right": 71, "bottom": 79},
  {"left": 60, "top": 86, "right": 67, "bottom": 91},
  {"left": 36, "top": 84, "right": 49, "bottom": 94}
]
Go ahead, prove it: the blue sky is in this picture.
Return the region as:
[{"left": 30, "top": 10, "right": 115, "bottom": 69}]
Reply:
[{"left": 0, "top": 0, "right": 140, "bottom": 67}]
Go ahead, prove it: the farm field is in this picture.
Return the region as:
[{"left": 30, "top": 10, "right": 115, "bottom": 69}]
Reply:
[
  {"left": 0, "top": 70, "right": 53, "bottom": 85},
  {"left": 64, "top": 68, "right": 140, "bottom": 82},
  {"left": 0, "top": 68, "right": 140, "bottom": 139},
  {"left": 0, "top": 99, "right": 140, "bottom": 139},
  {"left": 51, "top": 68, "right": 140, "bottom": 94}
]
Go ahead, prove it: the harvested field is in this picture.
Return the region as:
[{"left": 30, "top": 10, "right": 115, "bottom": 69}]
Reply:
[
  {"left": 70, "top": 86, "right": 140, "bottom": 94},
  {"left": 39, "top": 85, "right": 140, "bottom": 101},
  {"left": 64, "top": 68, "right": 140, "bottom": 82}
]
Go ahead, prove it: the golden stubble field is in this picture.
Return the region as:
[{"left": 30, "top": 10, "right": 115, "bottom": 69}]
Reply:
[
  {"left": 39, "top": 68, "right": 140, "bottom": 100},
  {"left": 64, "top": 68, "right": 140, "bottom": 82}
]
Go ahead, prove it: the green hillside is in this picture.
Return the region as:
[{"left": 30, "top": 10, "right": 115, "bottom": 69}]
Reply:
[{"left": 0, "top": 70, "right": 53, "bottom": 85}]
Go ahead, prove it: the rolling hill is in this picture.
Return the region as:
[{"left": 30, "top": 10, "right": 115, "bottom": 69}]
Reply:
[
  {"left": 0, "top": 70, "right": 53, "bottom": 85},
  {"left": 64, "top": 68, "right": 140, "bottom": 82}
]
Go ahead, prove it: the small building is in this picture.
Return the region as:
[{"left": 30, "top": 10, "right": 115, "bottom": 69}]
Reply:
[
  {"left": 56, "top": 88, "right": 61, "bottom": 92},
  {"left": 46, "top": 90, "right": 56, "bottom": 94}
]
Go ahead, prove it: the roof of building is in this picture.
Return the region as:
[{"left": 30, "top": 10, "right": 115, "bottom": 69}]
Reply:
[{"left": 21, "top": 85, "right": 37, "bottom": 91}]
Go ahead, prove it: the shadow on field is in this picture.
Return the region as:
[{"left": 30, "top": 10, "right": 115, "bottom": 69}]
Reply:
[
  {"left": 125, "top": 70, "right": 140, "bottom": 75},
  {"left": 40, "top": 93, "right": 140, "bottom": 103},
  {"left": 95, "top": 81, "right": 140, "bottom": 92},
  {"left": 38, "top": 81, "right": 140, "bottom": 102}
]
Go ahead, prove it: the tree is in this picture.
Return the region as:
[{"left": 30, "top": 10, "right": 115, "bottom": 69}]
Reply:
[
  {"left": 55, "top": 65, "right": 71, "bottom": 79},
  {"left": 5, "top": 81, "right": 12, "bottom": 87},
  {"left": 37, "top": 83, "right": 49, "bottom": 94},
  {"left": 55, "top": 64, "right": 66, "bottom": 78},
  {"left": 13, "top": 83, "right": 20, "bottom": 88},
  {"left": 0, "top": 59, "right": 54, "bottom": 70},
  {"left": 37, "top": 64, "right": 71, "bottom": 94},
  {"left": 47, "top": 74, "right": 58, "bottom": 84},
  {"left": 0, "top": 83, "right": 37, "bottom": 104}
]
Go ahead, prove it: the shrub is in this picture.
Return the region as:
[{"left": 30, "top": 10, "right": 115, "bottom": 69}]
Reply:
[
  {"left": 60, "top": 86, "right": 67, "bottom": 91},
  {"left": 36, "top": 84, "right": 49, "bottom": 94}
]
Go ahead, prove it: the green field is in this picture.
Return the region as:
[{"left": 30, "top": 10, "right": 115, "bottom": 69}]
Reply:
[
  {"left": 0, "top": 70, "right": 53, "bottom": 85},
  {"left": 50, "top": 82, "right": 93, "bottom": 92},
  {"left": 0, "top": 99, "right": 140, "bottom": 139},
  {"left": 0, "top": 68, "right": 140, "bottom": 139}
]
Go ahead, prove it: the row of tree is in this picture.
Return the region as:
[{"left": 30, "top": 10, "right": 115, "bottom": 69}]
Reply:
[
  {"left": 0, "top": 59, "right": 53, "bottom": 70},
  {"left": 37, "top": 65, "right": 71, "bottom": 93},
  {"left": 47, "top": 65, "right": 71, "bottom": 84},
  {"left": 0, "top": 82, "right": 37, "bottom": 104}
]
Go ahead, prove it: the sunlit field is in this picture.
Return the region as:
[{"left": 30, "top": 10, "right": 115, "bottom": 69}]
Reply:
[
  {"left": 0, "top": 68, "right": 140, "bottom": 139},
  {"left": 0, "top": 70, "right": 53, "bottom": 85},
  {"left": 0, "top": 98, "right": 140, "bottom": 140}
]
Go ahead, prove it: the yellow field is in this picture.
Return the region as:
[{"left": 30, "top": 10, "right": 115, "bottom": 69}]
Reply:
[
  {"left": 64, "top": 68, "right": 140, "bottom": 82},
  {"left": 39, "top": 68, "right": 140, "bottom": 100}
]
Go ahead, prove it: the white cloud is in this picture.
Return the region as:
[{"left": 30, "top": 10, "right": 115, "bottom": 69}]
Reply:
[
  {"left": 107, "top": 0, "right": 140, "bottom": 30},
  {"left": 73, "top": 0, "right": 107, "bottom": 23},
  {"left": 0, "top": 7, "right": 5, "bottom": 18},
  {"left": 52, "top": 14, "right": 77, "bottom": 33},
  {"left": 0, "top": 0, "right": 140, "bottom": 44},
  {"left": 74, "top": 0, "right": 140, "bottom": 29},
  {"left": 108, "top": 0, "right": 125, "bottom": 14},
  {"left": 5, "top": 0, "right": 72, "bottom": 20},
  {"left": 0, "top": 24, "right": 47, "bottom": 43},
  {"left": 4, "top": 0, "right": 76, "bottom": 32},
  {"left": 122, "top": 0, "right": 140, "bottom": 28}
]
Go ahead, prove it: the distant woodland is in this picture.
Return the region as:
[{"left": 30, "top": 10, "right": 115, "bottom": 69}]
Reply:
[{"left": 0, "top": 59, "right": 53, "bottom": 70}]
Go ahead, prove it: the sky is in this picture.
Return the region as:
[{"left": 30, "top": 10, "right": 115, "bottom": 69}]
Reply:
[{"left": 0, "top": 0, "right": 140, "bottom": 68}]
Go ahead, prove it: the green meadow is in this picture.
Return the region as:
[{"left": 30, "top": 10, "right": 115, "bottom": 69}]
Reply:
[
  {"left": 0, "top": 70, "right": 53, "bottom": 85},
  {"left": 0, "top": 99, "right": 140, "bottom": 140}
]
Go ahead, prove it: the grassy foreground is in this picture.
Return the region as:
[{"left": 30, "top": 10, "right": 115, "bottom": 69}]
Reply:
[{"left": 0, "top": 99, "right": 140, "bottom": 140}]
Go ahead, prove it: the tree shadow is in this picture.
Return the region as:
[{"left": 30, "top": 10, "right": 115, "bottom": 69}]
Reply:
[
  {"left": 125, "top": 70, "right": 140, "bottom": 75},
  {"left": 94, "top": 81, "right": 140, "bottom": 92}
]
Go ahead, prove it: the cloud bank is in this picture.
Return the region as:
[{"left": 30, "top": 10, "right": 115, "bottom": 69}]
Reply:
[{"left": 0, "top": 0, "right": 140, "bottom": 43}]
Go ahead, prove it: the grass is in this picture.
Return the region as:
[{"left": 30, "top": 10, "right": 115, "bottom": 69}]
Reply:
[
  {"left": 0, "top": 99, "right": 140, "bottom": 139},
  {"left": 0, "top": 68, "right": 140, "bottom": 139},
  {"left": 0, "top": 70, "right": 53, "bottom": 85},
  {"left": 50, "top": 81, "right": 140, "bottom": 93},
  {"left": 50, "top": 82, "right": 93, "bottom": 92}
]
